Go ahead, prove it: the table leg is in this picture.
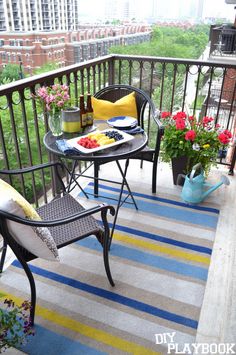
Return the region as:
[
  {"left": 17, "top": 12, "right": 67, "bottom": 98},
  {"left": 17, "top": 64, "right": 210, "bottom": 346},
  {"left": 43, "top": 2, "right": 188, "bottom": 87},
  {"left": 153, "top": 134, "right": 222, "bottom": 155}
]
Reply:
[
  {"left": 94, "top": 162, "right": 99, "bottom": 197},
  {"left": 109, "top": 159, "right": 138, "bottom": 247},
  {"left": 63, "top": 160, "right": 89, "bottom": 198},
  {"left": 116, "top": 160, "right": 138, "bottom": 211}
]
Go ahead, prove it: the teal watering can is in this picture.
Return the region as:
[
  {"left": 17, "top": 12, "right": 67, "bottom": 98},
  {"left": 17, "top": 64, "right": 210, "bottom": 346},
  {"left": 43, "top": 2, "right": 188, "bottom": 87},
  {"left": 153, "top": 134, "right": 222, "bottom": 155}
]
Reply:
[{"left": 181, "top": 163, "right": 230, "bottom": 204}]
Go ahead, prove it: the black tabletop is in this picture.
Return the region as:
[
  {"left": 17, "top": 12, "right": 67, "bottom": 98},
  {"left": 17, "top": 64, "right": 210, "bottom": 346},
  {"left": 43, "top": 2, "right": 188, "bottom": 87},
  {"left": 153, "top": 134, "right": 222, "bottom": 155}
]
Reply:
[{"left": 43, "top": 120, "right": 148, "bottom": 163}]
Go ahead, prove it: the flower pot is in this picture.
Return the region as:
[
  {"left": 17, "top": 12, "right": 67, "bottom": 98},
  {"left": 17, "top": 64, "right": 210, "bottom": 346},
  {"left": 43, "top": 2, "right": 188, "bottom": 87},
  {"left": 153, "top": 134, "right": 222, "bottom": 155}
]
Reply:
[
  {"left": 61, "top": 107, "right": 81, "bottom": 133},
  {"left": 48, "top": 112, "right": 63, "bottom": 137},
  {"left": 171, "top": 156, "right": 188, "bottom": 185}
]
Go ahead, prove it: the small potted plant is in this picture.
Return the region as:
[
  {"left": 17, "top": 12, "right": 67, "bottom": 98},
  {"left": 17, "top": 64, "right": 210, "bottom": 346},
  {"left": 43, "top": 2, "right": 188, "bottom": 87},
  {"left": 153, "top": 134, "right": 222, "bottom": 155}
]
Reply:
[
  {"left": 160, "top": 111, "right": 232, "bottom": 184},
  {"left": 0, "top": 296, "right": 34, "bottom": 353}
]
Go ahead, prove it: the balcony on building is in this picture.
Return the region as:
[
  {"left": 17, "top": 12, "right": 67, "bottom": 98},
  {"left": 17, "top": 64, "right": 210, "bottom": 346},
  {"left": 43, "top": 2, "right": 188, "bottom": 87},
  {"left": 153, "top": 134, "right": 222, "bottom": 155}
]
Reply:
[{"left": 0, "top": 13, "right": 235, "bottom": 346}]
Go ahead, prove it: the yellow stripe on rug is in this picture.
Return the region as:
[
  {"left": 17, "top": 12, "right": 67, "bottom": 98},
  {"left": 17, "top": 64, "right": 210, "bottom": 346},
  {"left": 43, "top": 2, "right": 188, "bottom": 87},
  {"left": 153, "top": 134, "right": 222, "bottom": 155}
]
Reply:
[
  {"left": 113, "top": 232, "right": 210, "bottom": 265},
  {"left": 0, "top": 292, "right": 160, "bottom": 355}
]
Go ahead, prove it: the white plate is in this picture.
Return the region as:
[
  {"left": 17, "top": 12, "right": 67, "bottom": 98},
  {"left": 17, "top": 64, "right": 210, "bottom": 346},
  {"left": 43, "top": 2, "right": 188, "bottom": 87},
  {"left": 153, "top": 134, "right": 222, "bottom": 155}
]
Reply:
[
  {"left": 107, "top": 116, "right": 137, "bottom": 129},
  {"left": 67, "top": 128, "right": 134, "bottom": 154}
]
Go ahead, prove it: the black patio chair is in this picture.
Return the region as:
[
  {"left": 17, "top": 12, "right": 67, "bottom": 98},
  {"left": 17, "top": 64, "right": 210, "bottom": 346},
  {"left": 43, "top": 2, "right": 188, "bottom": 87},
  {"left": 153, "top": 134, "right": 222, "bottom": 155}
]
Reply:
[
  {"left": 93, "top": 84, "right": 164, "bottom": 193},
  {"left": 0, "top": 162, "right": 115, "bottom": 326}
]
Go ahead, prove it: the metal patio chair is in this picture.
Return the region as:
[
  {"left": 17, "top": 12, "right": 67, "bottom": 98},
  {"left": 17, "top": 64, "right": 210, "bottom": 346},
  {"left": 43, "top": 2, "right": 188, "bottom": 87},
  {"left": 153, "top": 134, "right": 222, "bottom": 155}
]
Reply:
[
  {"left": 0, "top": 162, "right": 115, "bottom": 326},
  {"left": 94, "top": 84, "right": 164, "bottom": 193}
]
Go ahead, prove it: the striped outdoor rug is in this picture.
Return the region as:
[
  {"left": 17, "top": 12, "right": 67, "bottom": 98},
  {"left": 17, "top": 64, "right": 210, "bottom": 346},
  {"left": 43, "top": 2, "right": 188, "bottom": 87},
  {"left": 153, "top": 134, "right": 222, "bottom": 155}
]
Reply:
[{"left": 0, "top": 181, "right": 220, "bottom": 355}]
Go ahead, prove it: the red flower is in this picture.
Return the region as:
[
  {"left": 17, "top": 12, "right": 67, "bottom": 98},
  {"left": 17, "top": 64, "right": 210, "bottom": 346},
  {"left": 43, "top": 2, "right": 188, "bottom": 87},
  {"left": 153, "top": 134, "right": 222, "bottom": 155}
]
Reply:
[
  {"left": 223, "top": 129, "right": 232, "bottom": 138},
  {"left": 161, "top": 111, "right": 171, "bottom": 119},
  {"left": 218, "top": 132, "right": 230, "bottom": 145},
  {"left": 175, "top": 118, "right": 185, "bottom": 130},
  {"left": 173, "top": 111, "right": 187, "bottom": 120},
  {"left": 188, "top": 115, "right": 195, "bottom": 121},
  {"left": 185, "top": 130, "right": 196, "bottom": 141},
  {"left": 202, "top": 116, "right": 214, "bottom": 127}
]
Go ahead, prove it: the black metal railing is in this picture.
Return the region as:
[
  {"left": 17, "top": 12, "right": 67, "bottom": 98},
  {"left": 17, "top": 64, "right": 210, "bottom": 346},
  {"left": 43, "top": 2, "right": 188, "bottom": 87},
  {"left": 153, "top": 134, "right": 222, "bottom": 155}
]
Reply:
[{"left": 0, "top": 54, "right": 235, "bottom": 204}]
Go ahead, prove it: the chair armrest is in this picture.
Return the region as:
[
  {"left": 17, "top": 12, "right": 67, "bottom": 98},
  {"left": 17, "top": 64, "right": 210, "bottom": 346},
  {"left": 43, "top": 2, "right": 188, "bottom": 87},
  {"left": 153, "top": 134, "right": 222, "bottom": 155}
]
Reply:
[
  {"left": 0, "top": 162, "right": 64, "bottom": 175},
  {"left": 147, "top": 99, "right": 164, "bottom": 135},
  {"left": 0, "top": 203, "right": 115, "bottom": 228},
  {"left": 0, "top": 162, "right": 66, "bottom": 193},
  {"left": 153, "top": 108, "right": 164, "bottom": 135}
]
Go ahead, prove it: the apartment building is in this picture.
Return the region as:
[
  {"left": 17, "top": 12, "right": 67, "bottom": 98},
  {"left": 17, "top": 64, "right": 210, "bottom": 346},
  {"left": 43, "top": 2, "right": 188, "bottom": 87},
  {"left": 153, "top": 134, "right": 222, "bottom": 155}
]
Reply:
[{"left": 0, "top": 0, "right": 80, "bottom": 31}]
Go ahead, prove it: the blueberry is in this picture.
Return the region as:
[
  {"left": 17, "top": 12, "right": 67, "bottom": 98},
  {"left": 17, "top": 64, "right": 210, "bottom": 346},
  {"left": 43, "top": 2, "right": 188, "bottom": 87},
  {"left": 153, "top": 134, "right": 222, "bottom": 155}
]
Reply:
[{"left": 105, "top": 130, "right": 123, "bottom": 141}]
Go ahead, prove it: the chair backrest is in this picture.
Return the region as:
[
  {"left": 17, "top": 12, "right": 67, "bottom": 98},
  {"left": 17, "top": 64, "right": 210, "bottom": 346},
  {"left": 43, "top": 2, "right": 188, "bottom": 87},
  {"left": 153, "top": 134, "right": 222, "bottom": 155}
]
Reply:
[{"left": 94, "top": 84, "right": 156, "bottom": 127}]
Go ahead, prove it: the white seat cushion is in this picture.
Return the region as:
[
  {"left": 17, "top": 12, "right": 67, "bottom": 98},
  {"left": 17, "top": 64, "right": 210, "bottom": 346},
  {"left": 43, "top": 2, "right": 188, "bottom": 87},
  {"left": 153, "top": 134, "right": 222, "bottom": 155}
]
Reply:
[{"left": 0, "top": 179, "right": 59, "bottom": 261}]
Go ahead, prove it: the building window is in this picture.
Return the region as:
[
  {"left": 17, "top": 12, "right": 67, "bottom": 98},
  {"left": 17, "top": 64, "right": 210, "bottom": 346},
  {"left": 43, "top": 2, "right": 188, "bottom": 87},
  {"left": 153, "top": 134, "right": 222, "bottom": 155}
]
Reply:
[
  {"left": 25, "top": 53, "right": 30, "bottom": 62},
  {"left": 0, "top": 39, "right": 4, "bottom": 47},
  {"left": 17, "top": 40, "right": 23, "bottom": 46}
]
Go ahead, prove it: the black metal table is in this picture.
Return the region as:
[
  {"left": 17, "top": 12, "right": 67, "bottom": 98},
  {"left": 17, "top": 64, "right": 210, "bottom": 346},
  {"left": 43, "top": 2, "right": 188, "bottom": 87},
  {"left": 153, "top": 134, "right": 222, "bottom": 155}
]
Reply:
[{"left": 44, "top": 120, "right": 148, "bottom": 239}]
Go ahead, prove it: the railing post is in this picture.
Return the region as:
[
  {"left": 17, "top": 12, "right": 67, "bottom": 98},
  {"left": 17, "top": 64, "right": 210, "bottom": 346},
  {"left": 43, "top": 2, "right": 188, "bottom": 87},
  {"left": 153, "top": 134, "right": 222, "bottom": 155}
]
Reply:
[{"left": 108, "top": 58, "right": 115, "bottom": 85}]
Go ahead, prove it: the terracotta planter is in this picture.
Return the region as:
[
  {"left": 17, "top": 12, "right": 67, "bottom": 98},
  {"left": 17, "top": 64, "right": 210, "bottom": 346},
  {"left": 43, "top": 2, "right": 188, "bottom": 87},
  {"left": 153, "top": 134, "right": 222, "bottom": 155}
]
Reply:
[{"left": 171, "top": 156, "right": 188, "bottom": 185}]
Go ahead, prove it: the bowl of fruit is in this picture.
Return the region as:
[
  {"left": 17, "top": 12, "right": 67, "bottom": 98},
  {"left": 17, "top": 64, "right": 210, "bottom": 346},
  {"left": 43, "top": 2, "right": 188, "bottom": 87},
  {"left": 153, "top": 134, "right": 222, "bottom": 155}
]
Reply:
[{"left": 67, "top": 129, "right": 134, "bottom": 154}]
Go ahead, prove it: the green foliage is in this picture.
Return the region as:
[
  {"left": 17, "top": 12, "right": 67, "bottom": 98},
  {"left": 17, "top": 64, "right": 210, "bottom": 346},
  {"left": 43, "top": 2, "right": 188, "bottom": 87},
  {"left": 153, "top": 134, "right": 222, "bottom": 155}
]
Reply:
[
  {"left": 0, "top": 90, "right": 50, "bottom": 201},
  {"left": 152, "top": 73, "right": 184, "bottom": 112},
  {"left": 110, "top": 24, "right": 210, "bottom": 59},
  {"left": 0, "top": 64, "right": 21, "bottom": 84},
  {"left": 111, "top": 19, "right": 121, "bottom": 25},
  {"left": 33, "top": 62, "right": 59, "bottom": 75}
]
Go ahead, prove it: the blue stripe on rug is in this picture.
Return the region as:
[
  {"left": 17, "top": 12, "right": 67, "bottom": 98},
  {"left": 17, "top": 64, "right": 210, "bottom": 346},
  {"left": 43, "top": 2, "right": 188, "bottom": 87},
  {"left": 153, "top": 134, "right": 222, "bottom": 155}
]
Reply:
[
  {"left": 80, "top": 187, "right": 218, "bottom": 229},
  {"left": 12, "top": 261, "right": 198, "bottom": 329},
  {"left": 77, "top": 238, "right": 208, "bottom": 281},
  {"left": 87, "top": 182, "right": 220, "bottom": 214},
  {"left": 111, "top": 223, "right": 212, "bottom": 255},
  {"left": 21, "top": 324, "right": 105, "bottom": 355}
]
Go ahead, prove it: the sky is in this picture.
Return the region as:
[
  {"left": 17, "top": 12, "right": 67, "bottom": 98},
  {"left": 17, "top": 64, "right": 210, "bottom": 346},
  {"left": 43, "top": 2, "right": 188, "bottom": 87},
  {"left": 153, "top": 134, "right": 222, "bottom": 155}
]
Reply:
[
  {"left": 78, "top": 0, "right": 236, "bottom": 22},
  {"left": 203, "top": 0, "right": 235, "bottom": 19}
]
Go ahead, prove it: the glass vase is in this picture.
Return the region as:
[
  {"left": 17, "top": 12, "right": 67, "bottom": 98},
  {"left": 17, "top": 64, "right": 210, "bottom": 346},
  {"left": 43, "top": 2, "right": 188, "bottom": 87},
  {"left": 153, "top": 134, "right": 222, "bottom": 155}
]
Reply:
[{"left": 48, "top": 112, "right": 63, "bottom": 137}]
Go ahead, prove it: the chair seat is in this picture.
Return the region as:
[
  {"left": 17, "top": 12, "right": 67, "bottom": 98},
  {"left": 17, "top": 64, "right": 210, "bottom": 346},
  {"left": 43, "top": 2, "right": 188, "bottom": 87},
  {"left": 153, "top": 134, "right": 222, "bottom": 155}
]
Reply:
[
  {"left": 132, "top": 145, "right": 154, "bottom": 162},
  {"left": 37, "top": 194, "right": 103, "bottom": 248}
]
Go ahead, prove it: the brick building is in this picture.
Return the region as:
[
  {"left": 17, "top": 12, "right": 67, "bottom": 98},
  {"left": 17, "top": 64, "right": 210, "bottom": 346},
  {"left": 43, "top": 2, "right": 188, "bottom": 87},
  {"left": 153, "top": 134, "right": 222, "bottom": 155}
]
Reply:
[{"left": 0, "top": 24, "right": 151, "bottom": 73}]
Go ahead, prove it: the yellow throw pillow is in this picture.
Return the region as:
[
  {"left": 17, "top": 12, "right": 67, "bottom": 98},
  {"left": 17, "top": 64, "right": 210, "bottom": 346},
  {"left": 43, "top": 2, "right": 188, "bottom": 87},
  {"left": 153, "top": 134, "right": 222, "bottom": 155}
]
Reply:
[
  {"left": 0, "top": 179, "right": 59, "bottom": 261},
  {"left": 0, "top": 178, "right": 40, "bottom": 220},
  {"left": 92, "top": 91, "right": 138, "bottom": 120}
]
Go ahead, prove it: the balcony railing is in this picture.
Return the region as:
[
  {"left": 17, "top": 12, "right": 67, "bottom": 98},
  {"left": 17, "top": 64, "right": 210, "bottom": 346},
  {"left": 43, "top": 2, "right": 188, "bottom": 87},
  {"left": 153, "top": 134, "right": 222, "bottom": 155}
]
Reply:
[{"left": 0, "top": 54, "right": 235, "bottom": 205}]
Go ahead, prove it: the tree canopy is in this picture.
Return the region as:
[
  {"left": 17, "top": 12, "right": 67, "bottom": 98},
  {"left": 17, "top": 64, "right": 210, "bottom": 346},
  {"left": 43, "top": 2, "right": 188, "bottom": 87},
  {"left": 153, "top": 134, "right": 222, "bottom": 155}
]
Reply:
[
  {"left": 110, "top": 24, "right": 210, "bottom": 59},
  {"left": 0, "top": 64, "right": 22, "bottom": 84}
]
